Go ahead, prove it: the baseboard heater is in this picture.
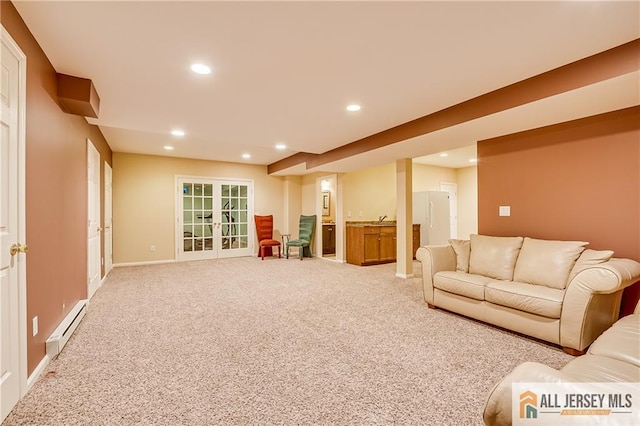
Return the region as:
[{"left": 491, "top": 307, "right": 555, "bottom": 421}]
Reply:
[{"left": 46, "top": 299, "right": 88, "bottom": 359}]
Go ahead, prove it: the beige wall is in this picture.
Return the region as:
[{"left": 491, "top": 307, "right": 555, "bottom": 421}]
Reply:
[
  {"left": 113, "top": 153, "right": 285, "bottom": 264},
  {"left": 342, "top": 163, "right": 396, "bottom": 221},
  {"left": 282, "top": 176, "right": 302, "bottom": 235},
  {"left": 412, "top": 163, "right": 457, "bottom": 192},
  {"left": 456, "top": 166, "right": 478, "bottom": 239}
]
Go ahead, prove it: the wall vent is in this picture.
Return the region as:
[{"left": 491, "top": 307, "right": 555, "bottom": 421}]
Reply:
[{"left": 46, "top": 300, "right": 88, "bottom": 359}]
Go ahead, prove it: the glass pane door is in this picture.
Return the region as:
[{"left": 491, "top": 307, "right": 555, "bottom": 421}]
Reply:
[
  {"left": 181, "top": 181, "right": 215, "bottom": 260},
  {"left": 177, "top": 178, "right": 253, "bottom": 260},
  {"left": 217, "top": 183, "right": 251, "bottom": 258}
]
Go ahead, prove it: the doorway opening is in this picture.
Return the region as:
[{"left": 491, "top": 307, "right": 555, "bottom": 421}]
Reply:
[{"left": 317, "top": 175, "right": 339, "bottom": 261}]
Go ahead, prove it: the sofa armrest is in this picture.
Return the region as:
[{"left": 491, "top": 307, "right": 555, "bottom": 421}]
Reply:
[
  {"left": 416, "top": 245, "right": 456, "bottom": 305},
  {"left": 560, "top": 258, "right": 640, "bottom": 351},
  {"left": 483, "top": 362, "right": 565, "bottom": 426}
]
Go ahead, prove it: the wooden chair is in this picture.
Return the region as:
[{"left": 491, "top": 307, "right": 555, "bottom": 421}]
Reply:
[{"left": 254, "top": 215, "right": 281, "bottom": 260}]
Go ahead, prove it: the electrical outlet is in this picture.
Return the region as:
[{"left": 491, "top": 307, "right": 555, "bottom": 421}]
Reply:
[
  {"left": 150, "top": 245, "right": 156, "bottom": 252},
  {"left": 499, "top": 206, "right": 511, "bottom": 217},
  {"left": 32, "top": 316, "right": 38, "bottom": 337}
]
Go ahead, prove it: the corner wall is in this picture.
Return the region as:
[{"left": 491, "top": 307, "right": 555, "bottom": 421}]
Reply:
[
  {"left": 477, "top": 106, "right": 640, "bottom": 314},
  {"left": 2, "top": 0, "right": 113, "bottom": 375},
  {"left": 112, "top": 153, "right": 285, "bottom": 264}
]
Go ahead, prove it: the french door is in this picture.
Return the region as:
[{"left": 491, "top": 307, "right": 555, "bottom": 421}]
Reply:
[{"left": 176, "top": 177, "right": 253, "bottom": 261}]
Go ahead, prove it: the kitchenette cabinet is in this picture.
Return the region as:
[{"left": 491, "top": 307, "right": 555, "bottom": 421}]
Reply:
[{"left": 346, "top": 223, "right": 420, "bottom": 266}]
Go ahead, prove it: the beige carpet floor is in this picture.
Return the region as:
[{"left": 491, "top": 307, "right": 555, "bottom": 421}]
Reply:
[{"left": 4, "top": 257, "right": 572, "bottom": 425}]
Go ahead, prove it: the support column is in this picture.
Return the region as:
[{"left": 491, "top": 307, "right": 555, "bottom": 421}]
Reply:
[{"left": 396, "top": 158, "right": 413, "bottom": 278}]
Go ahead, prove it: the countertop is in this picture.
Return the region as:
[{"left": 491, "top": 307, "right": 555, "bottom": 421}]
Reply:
[{"left": 346, "top": 221, "right": 397, "bottom": 227}]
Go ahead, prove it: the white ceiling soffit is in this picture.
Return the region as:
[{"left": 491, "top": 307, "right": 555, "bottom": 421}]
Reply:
[{"left": 12, "top": 1, "right": 640, "bottom": 169}]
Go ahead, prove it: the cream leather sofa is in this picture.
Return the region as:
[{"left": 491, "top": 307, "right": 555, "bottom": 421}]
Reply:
[
  {"left": 483, "top": 301, "right": 640, "bottom": 425},
  {"left": 416, "top": 234, "right": 640, "bottom": 354}
]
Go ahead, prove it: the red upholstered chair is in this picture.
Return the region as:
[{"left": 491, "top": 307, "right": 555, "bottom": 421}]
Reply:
[{"left": 254, "top": 215, "right": 281, "bottom": 260}]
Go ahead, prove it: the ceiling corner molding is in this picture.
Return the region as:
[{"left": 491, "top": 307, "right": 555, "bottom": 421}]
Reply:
[{"left": 56, "top": 73, "right": 100, "bottom": 118}]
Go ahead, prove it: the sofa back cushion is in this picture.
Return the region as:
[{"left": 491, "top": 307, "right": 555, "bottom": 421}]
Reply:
[
  {"left": 568, "top": 249, "right": 614, "bottom": 282},
  {"left": 469, "top": 235, "right": 524, "bottom": 280},
  {"left": 449, "top": 239, "right": 471, "bottom": 272},
  {"left": 513, "top": 237, "right": 588, "bottom": 289}
]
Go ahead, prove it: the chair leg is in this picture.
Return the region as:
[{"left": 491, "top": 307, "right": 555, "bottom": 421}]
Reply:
[
  {"left": 260, "top": 246, "right": 264, "bottom": 260},
  {"left": 278, "top": 246, "right": 281, "bottom": 258},
  {"left": 286, "top": 245, "right": 289, "bottom": 259}
]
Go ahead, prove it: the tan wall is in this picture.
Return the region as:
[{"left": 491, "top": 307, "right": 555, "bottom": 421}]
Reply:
[
  {"left": 2, "top": 1, "right": 113, "bottom": 375},
  {"left": 412, "top": 163, "right": 457, "bottom": 192},
  {"left": 342, "top": 163, "right": 396, "bottom": 222},
  {"left": 478, "top": 106, "right": 640, "bottom": 315},
  {"left": 113, "top": 153, "right": 284, "bottom": 264},
  {"left": 282, "top": 176, "right": 302, "bottom": 235},
  {"left": 456, "top": 166, "right": 478, "bottom": 239}
]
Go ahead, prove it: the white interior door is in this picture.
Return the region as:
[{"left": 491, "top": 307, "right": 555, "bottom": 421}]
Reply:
[
  {"left": 1, "top": 26, "right": 26, "bottom": 423},
  {"left": 87, "top": 140, "right": 101, "bottom": 298},
  {"left": 104, "top": 162, "right": 112, "bottom": 275},
  {"left": 441, "top": 182, "right": 458, "bottom": 239},
  {"left": 177, "top": 178, "right": 253, "bottom": 261}
]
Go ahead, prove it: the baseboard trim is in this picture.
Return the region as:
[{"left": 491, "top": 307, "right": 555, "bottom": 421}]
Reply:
[
  {"left": 26, "top": 354, "right": 50, "bottom": 391},
  {"left": 395, "top": 272, "right": 415, "bottom": 279},
  {"left": 114, "top": 259, "right": 177, "bottom": 267}
]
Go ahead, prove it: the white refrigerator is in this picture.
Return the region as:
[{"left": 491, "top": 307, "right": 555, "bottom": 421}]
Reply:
[{"left": 413, "top": 191, "right": 451, "bottom": 246}]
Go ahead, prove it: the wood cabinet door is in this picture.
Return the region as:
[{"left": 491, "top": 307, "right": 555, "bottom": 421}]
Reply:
[
  {"left": 378, "top": 226, "right": 396, "bottom": 262},
  {"left": 363, "top": 229, "right": 380, "bottom": 264},
  {"left": 412, "top": 224, "right": 421, "bottom": 259}
]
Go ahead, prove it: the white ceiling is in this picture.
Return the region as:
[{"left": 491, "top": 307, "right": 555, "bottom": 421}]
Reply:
[{"left": 13, "top": 1, "right": 640, "bottom": 173}]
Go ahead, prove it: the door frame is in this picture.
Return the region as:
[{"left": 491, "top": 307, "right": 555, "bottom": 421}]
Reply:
[
  {"left": 174, "top": 175, "right": 255, "bottom": 261},
  {"left": 86, "top": 139, "right": 101, "bottom": 299},
  {"left": 315, "top": 174, "right": 342, "bottom": 262},
  {"left": 103, "top": 162, "right": 113, "bottom": 276},
  {"left": 440, "top": 182, "right": 458, "bottom": 239},
  {"left": 1, "top": 24, "right": 28, "bottom": 414}
]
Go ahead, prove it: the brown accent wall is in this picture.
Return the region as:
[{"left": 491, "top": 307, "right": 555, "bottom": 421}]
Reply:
[
  {"left": 477, "top": 106, "right": 640, "bottom": 315},
  {"left": 2, "top": 0, "right": 113, "bottom": 375}
]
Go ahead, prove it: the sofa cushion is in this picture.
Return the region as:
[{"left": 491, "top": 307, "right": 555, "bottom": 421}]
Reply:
[
  {"left": 560, "top": 354, "right": 640, "bottom": 383},
  {"left": 433, "top": 271, "right": 492, "bottom": 301},
  {"left": 449, "top": 239, "right": 470, "bottom": 272},
  {"left": 469, "top": 235, "right": 523, "bottom": 281},
  {"left": 568, "top": 249, "right": 615, "bottom": 282},
  {"left": 513, "top": 237, "right": 587, "bottom": 289},
  {"left": 588, "top": 314, "right": 640, "bottom": 368},
  {"left": 485, "top": 281, "right": 564, "bottom": 319}
]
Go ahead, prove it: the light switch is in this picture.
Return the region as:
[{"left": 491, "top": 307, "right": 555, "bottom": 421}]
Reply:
[{"left": 499, "top": 206, "right": 511, "bottom": 217}]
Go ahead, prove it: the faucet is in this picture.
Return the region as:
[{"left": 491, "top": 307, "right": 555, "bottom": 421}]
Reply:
[{"left": 378, "top": 215, "right": 387, "bottom": 223}]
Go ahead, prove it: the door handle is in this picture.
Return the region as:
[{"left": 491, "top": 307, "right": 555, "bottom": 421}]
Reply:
[{"left": 10, "top": 243, "right": 28, "bottom": 256}]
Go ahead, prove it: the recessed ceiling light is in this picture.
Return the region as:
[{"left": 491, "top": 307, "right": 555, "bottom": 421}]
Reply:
[
  {"left": 275, "top": 143, "right": 286, "bottom": 150},
  {"left": 171, "top": 129, "right": 185, "bottom": 137},
  {"left": 164, "top": 146, "right": 174, "bottom": 151},
  {"left": 191, "top": 63, "right": 211, "bottom": 75},
  {"left": 242, "top": 153, "right": 251, "bottom": 159},
  {"left": 346, "top": 104, "right": 361, "bottom": 112},
  {"left": 439, "top": 153, "right": 448, "bottom": 157},
  {"left": 469, "top": 158, "right": 478, "bottom": 163}
]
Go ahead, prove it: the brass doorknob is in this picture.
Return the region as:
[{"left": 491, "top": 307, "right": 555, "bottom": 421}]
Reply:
[{"left": 9, "top": 243, "right": 28, "bottom": 256}]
